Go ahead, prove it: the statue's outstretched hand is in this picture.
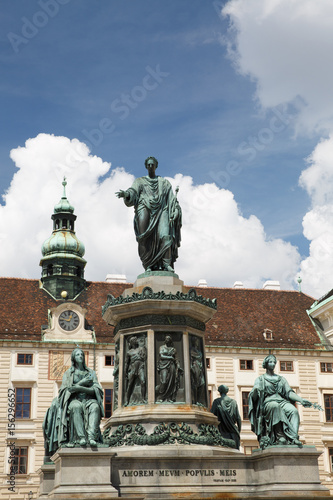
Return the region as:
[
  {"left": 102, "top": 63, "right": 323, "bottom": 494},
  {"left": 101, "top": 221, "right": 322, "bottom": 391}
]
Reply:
[
  {"left": 301, "top": 399, "right": 312, "bottom": 408},
  {"left": 116, "top": 190, "right": 126, "bottom": 198}
]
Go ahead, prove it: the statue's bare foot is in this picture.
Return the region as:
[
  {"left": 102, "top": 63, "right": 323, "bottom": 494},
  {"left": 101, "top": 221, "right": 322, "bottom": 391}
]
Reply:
[
  {"left": 89, "top": 439, "right": 97, "bottom": 446},
  {"left": 165, "top": 265, "right": 174, "bottom": 272},
  {"left": 79, "top": 438, "right": 87, "bottom": 446},
  {"left": 67, "top": 442, "right": 75, "bottom": 448}
]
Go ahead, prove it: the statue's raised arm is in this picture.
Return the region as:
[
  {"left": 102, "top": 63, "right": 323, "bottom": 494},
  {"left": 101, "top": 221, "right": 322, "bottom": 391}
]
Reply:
[{"left": 116, "top": 156, "right": 182, "bottom": 273}]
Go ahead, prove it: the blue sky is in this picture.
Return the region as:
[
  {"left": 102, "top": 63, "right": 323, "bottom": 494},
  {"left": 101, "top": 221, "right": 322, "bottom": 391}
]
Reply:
[{"left": 1, "top": 1, "right": 333, "bottom": 296}]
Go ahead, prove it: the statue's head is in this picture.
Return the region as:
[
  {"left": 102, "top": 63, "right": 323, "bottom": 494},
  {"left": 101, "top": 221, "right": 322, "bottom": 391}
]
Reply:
[
  {"left": 145, "top": 156, "right": 158, "bottom": 169},
  {"left": 218, "top": 384, "right": 229, "bottom": 395},
  {"left": 129, "top": 336, "right": 138, "bottom": 348},
  {"left": 71, "top": 348, "right": 87, "bottom": 370},
  {"left": 165, "top": 335, "right": 173, "bottom": 345},
  {"left": 262, "top": 354, "right": 277, "bottom": 369}
]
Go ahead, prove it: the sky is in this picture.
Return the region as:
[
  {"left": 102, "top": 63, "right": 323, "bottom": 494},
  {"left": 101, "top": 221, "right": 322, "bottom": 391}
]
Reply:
[{"left": 1, "top": 0, "right": 333, "bottom": 298}]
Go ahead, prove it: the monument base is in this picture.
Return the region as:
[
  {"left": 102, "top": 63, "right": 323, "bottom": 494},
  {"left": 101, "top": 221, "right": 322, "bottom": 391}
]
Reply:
[{"left": 38, "top": 445, "right": 329, "bottom": 499}]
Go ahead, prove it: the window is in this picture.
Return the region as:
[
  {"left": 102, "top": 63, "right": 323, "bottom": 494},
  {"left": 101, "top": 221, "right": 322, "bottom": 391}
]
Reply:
[
  {"left": 240, "top": 360, "right": 253, "bottom": 370},
  {"left": 329, "top": 448, "right": 333, "bottom": 472},
  {"left": 15, "top": 388, "right": 31, "bottom": 419},
  {"left": 208, "top": 389, "right": 213, "bottom": 408},
  {"left": 242, "top": 391, "right": 250, "bottom": 420},
  {"left": 263, "top": 329, "right": 273, "bottom": 340},
  {"left": 280, "top": 361, "right": 293, "bottom": 372},
  {"left": 17, "top": 354, "right": 33, "bottom": 365},
  {"left": 12, "top": 446, "right": 28, "bottom": 474},
  {"left": 324, "top": 394, "right": 333, "bottom": 422},
  {"left": 104, "top": 389, "right": 113, "bottom": 418},
  {"left": 105, "top": 355, "right": 115, "bottom": 366},
  {"left": 321, "top": 362, "right": 333, "bottom": 373},
  {"left": 206, "top": 358, "right": 211, "bottom": 369}
]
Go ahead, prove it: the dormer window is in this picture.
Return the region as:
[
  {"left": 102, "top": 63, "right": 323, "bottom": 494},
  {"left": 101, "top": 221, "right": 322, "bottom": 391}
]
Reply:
[{"left": 263, "top": 328, "right": 273, "bottom": 341}]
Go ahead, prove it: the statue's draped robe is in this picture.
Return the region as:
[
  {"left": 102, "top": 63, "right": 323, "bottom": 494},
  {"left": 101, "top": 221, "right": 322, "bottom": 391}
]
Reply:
[
  {"left": 156, "top": 345, "right": 180, "bottom": 402},
  {"left": 248, "top": 374, "right": 300, "bottom": 444},
  {"left": 211, "top": 396, "right": 241, "bottom": 449},
  {"left": 43, "top": 367, "right": 104, "bottom": 453},
  {"left": 124, "top": 175, "right": 181, "bottom": 270}
]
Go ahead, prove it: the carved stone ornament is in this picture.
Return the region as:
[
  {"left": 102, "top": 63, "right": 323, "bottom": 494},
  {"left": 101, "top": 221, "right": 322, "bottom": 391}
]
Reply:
[
  {"left": 103, "top": 422, "right": 236, "bottom": 448},
  {"left": 102, "top": 286, "right": 217, "bottom": 315}
]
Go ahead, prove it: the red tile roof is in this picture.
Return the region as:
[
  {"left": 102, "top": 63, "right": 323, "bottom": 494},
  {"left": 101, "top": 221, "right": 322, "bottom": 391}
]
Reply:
[{"left": 0, "top": 278, "right": 323, "bottom": 349}]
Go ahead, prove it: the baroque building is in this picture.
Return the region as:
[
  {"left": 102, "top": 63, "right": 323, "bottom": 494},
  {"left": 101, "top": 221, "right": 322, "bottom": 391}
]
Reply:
[{"left": 1, "top": 184, "right": 333, "bottom": 499}]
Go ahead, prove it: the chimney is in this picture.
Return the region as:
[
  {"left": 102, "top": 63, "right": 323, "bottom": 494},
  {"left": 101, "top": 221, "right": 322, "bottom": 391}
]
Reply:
[
  {"left": 105, "top": 274, "right": 127, "bottom": 283},
  {"left": 263, "top": 280, "right": 280, "bottom": 291}
]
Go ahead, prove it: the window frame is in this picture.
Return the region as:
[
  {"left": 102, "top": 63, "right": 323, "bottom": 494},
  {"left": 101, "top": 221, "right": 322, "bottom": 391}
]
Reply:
[
  {"left": 279, "top": 360, "right": 294, "bottom": 372},
  {"left": 105, "top": 355, "right": 115, "bottom": 367},
  {"left": 240, "top": 359, "right": 253, "bottom": 371},
  {"left": 321, "top": 362, "right": 333, "bottom": 373},
  {"left": 11, "top": 446, "right": 28, "bottom": 475},
  {"left": 324, "top": 393, "right": 333, "bottom": 422},
  {"left": 15, "top": 387, "right": 32, "bottom": 419},
  {"left": 241, "top": 391, "right": 250, "bottom": 420},
  {"left": 17, "top": 353, "right": 33, "bottom": 366}
]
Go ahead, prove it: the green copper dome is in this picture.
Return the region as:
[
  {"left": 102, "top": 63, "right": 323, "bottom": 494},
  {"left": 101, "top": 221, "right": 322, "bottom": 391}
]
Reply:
[{"left": 41, "top": 231, "right": 85, "bottom": 257}]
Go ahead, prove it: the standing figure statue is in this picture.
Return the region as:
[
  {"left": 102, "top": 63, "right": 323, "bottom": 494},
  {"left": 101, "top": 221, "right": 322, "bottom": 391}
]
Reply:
[
  {"left": 156, "top": 335, "right": 182, "bottom": 402},
  {"left": 190, "top": 336, "right": 206, "bottom": 405},
  {"left": 124, "top": 336, "right": 147, "bottom": 406},
  {"left": 116, "top": 156, "right": 182, "bottom": 272},
  {"left": 249, "top": 354, "right": 313, "bottom": 448},
  {"left": 211, "top": 385, "right": 241, "bottom": 449},
  {"left": 43, "top": 348, "right": 104, "bottom": 457},
  {"left": 113, "top": 342, "right": 119, "bottom": 410}
]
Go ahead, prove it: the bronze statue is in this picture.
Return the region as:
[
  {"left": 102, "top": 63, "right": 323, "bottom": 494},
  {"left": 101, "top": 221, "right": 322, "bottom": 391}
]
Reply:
[
  {"left": 190, "top": 336, "right": 205, "bottom": 405},
  {"left": 116, "top": 156, "right": 182, "bottom": 272},
  {"left": 211, "top": 385, "right": 241, "bottom": 449},
  {"left": 124, "top": 336, "right": 147, "bottom": 406},
  {"left": 249, "top": 354, "right": 313, "bottom": 448},
  {"left": 43, "top": 348, "right": 104, "bottom": 459},
  {"left": 156, "top": 335, "right": 182, "bottom": 402},
  {"left": 113, "top": 342, "right": 119, "bottom": 410}
]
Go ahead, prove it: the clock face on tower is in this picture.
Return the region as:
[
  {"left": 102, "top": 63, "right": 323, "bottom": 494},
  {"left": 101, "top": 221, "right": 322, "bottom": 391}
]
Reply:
[{"left": 58, "top": 310, "right": 80, "bottom": 331}]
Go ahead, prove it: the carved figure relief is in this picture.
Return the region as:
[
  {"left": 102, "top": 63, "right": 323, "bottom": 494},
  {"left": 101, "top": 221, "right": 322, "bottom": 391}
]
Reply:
[
  {"left": 113, "top": 341, "right": 119, "bottom": 410},
  {"left": 190, "top": 335, "right": 206, "bottom": 406},
  {"left": 124, "top": 335, "right": 147, "bottom": 406},
  {"left": 155, "top": 334, "right": 183, "bottom": 402}
]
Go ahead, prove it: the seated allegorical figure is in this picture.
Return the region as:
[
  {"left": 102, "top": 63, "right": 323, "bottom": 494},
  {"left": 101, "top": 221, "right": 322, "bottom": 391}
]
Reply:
[
  {"left": 43, "top": 348, "right": 104, "bottom": 460},
  {"left": 248, "top": 354, "right": 312, "bottom": 448}
]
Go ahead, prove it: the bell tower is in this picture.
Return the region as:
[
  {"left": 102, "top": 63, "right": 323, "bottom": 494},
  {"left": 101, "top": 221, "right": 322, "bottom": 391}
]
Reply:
[{"left": 40, "top": 178, "right": 87, "bottom": 300}]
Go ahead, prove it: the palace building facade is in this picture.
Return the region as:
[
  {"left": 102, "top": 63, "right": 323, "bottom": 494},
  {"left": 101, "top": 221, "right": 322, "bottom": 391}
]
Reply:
[{"left": 1, "top": 184, "right": 333, "bottom": 499}]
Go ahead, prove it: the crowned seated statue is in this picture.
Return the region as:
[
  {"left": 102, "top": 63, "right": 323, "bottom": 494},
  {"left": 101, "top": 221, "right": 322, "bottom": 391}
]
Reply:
[{"left": 43, "top": 348, "right": 104, "bottom": 461}]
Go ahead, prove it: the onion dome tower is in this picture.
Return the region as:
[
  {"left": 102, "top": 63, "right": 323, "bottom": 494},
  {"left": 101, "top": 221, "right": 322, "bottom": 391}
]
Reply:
[{"left": 40, "top": 177, "right": 86, "bottom": 300}]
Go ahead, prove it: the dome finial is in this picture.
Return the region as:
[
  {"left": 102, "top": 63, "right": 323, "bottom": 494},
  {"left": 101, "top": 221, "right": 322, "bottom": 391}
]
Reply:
[{"left": 62, "top": 176, "right": 67, "bottom": 197}]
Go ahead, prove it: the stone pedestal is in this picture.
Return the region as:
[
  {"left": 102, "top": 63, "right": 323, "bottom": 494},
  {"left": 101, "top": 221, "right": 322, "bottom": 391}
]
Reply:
[
  {"left": 102, "top": 273, "right": 226, "bottom": 447},
  {"left": 38, "top": 445, "right": 329, "bottom": 499},
  {"left": 39, "top": 448, "right": 118, "bottom": 499},
  {"left": 37, "top": 274, "right": 330, "bottom": 499}
]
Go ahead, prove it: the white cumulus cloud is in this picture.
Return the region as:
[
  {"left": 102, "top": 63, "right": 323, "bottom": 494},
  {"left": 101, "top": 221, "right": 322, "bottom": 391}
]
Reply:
[
  {"left": 222, "top": 0, "right": 333, "bottom": 134},
  {"left": 222, "top": 0, "right": 333, "bottom": 296},
  {"left": 0, "top": 134, "right": 300, "bottom": 289}
]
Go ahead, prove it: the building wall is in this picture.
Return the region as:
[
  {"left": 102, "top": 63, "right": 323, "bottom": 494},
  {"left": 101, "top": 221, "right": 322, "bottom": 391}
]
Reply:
[{"left": 1, "top": 341, "right": 333, "bottom": 498}]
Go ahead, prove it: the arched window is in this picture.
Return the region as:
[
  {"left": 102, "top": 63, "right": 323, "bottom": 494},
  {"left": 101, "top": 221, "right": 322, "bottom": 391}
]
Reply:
[{"left": 47, "top": 264, "right": 53, "bottom": 276}]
